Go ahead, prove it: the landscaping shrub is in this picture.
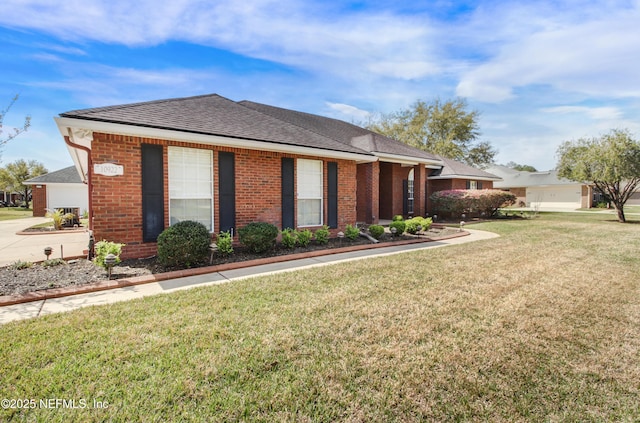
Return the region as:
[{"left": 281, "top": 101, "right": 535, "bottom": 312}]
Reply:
[
  {"left": 281, "top": 228, "right": 297, "bottom": 249},
  {"left": 11, "top": 260, "right": 33, "bottom": 270},
  {"left": 405, "top": 216, "right": 433, "bottom": 234},
  {"left": 430, "top": 189, "right": 517, "bottom": 217},
  {"left": 392, "top": 214, "right": 404, "bottom": 222},
  {"left": 314, "top": 226, "right": 330, "bottom": 244},
  {"left": 157, "top": 221, "right": 210, "bottom": 268},
  {"left": 297, "top": 229, "right": 313, "bottom": 247},
  {"left": 238, "top": 222, "right": 279, "bottom": 253},
  {"left": 215, "top": 231, "right": 234, "bottom": 255},
  {"left": 42, "top": 258, "right": 66, "bottom": 267},
  {"left": 45, "top": 208, "right": 75, "bottom": 230},
  {"left": 94, "top": 240, "right": 125, "bottom": 269},
  {"left": 389, "top": 220, "right": 406, "bottom": 236},
  {"left": 344, "top": 224, "right": 360, "bottom": 240},
  {"left": 368, "top": 224, "right": 385, "bottom": 240}
]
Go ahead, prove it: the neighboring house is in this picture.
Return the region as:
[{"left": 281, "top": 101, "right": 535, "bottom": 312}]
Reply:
[
  {"left": 427, "top": 156, "right": 502, "bottom": 213},
  {"left": 486, "top": 165, "right": 593, "bottom": 210},
  {"left": 23, "top": 166, "right": 89, "bottom": 218},
  {"left": 55, "top": 94, "right": 492, "bottom": 259}
]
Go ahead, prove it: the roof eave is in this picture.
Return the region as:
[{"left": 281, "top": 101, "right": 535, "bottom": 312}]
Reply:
[{"left": 55, "top": 117, "right": 377, "bottom": 164}]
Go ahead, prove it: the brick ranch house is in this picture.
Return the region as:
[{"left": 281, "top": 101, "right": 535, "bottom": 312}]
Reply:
[{"left": 55, "top": 94, "right": 498, "bottom": 259}]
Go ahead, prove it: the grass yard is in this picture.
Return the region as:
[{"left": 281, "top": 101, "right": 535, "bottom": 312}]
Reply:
[
  {"left": 0, "top": 207, "right": 32, "bottom": 220},
  {"left": 1, "top": 213, "right": 639, "bottom": 421}
]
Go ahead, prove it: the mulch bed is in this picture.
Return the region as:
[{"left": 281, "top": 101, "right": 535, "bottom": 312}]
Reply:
[{"left": 0, "top": 226, "right": 462, "bottom": 298}]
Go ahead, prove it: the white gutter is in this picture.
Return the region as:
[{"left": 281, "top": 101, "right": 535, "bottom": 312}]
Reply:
[
  {"left": 55, "top": 117, "right": 377, "bottom": 164},
  {"left": 375, "top": 152, "right": 443, "bottom": 167},
  {"left": 428, "top": 175, "right": 502, "bottom": 182}
]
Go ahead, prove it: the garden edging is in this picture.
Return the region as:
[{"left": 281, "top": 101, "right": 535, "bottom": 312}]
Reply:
[{"left": 0, "top": 230, "right": 469, "bottom": 307}]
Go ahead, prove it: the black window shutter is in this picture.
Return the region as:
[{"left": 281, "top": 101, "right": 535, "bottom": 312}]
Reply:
[
  {"left": 218, "top": 152, "right": 236, "bottom": 233},
  {"left": 281, "top": 158, "right": 295, "bottom": 229},
  {"left": 141, "top": 144, "right": 164, "bottom": 242},
  {"left": 466, "top": 180, "right": 471, "bottom": 189},
  {"left": 328, "top": 162, "right": 338, "bottom": 228},
  {"left": 478, "top": 181, "right": 483, "bottom": 189}
]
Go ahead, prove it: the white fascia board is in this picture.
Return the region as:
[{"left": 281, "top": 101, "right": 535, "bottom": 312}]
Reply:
[
  {"left": 428, "top": 175, "right": 502, "bottom": 182},
  {"left": 375, "top": 152, "right": 443, "bottom": 167},
  {"left": 55, "top": 117, "right": 377, "bottom": 163}
]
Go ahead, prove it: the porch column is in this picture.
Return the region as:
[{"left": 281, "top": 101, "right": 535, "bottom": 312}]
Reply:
[
  {"left": 413, "top": 165, "right": 426, "bottom": 217},
  {"left": 356, "top": 161, "right": 379, "bottom": 224}
]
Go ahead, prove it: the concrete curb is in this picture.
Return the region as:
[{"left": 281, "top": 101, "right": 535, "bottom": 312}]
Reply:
[{"left": 0, "top": 231, "right": 470, "bottom": 307}]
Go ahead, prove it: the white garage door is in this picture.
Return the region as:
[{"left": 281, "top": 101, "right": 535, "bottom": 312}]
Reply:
[{"left": 526, "top": 185, "right": 582, "bottom": 210}]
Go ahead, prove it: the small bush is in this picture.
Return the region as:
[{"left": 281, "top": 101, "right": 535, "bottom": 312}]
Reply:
[
  {"left": 297, "top": 229, "right": 313, "bottom": 247},
  {"left": 314, "top": 226, "right": 330, "bottom": 244},
  {"left": 389, "top": 220, "right": 406, "bottom": 236},
  {"left": 11, "top": 260, "right": 33, "bottom": 270},
  {"left": 405, "top": 217, "right": 433, "bottom": 234},
  {"left": 345, "top": 224, "right": 360, "bottom": 241},
  {"left": 94, "top": 240, "right": 125, "bottom": 269},
  {"left": 216, "top": 231, "right": 234, "bottom": 255},
  {"left": 392, "top": 214, "right": 404, "bottom": 222},
  {"left": 157, "top": 221, "right": 210, "bottom": 268},
  {"left": 45, "top": 208, "right": 75, "bottom": 230},
  {"left": 238, "top": 222, "right": 279, "bottom": 253},
  {"left": 42, "top": 258, "right": 66, "bottom": 267},
  {"left": 368, "top": 224, "right": 385, "bottom": 240},
  {"left": 281, "top": 228, "right": 297, "bottom": 249}
]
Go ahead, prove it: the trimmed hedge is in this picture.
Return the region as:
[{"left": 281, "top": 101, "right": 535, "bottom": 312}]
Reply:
[
  {"left": 238, "top": 222, "right": 279, "bottom": 253},
  {"left": 157, "top": 221, "right": 210, "bottom": 268},
  {"left": 430, "top": 189, "right": 517, "bottom": 217}
]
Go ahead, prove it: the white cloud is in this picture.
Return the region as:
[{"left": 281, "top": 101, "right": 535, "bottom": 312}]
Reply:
[
  {"left": 325, "top": 102, "right": 371, "bottom": 121},
  {"left": 542, "top": 106, "right": 622, "bottom": 120},
  {"left": 455, "top": 2, "right": 640, "bottom": 102}
]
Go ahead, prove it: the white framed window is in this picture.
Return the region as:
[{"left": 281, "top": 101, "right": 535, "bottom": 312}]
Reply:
[
  {"left": 469, "top": 180, "right": 478, "bottom": 190},
  {"left": 407, "top": 168, "right": 415, "bottom": 215},
  {"left": 297, "top": 158, "right": 323, "bottom": 226},
  {"left": 168, "top": 146, "right": 213, "bottom": 231}
]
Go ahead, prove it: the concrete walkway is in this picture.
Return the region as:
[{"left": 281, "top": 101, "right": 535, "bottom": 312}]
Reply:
[
  {"left": 0, "top": 228, "right": 498, "bottom": 324},
  {"left": 0, "top": 217, "right": 89, "bottom": 267}
]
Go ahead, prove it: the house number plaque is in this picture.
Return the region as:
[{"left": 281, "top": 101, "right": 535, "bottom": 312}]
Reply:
[{"left": 94, "top": 163, "right": 124, "bottom": 176}]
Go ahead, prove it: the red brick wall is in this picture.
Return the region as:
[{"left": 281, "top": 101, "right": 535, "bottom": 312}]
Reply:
[
  {"left": 89, "top": 133, "right": 358, "bottom": 259},
  {"left": 356, "top": 161, "right": 379, "bottom": 223},
  {"left": 379, "top": 162, "right": 412, "bottom": 219},
  {"left": 31, "top": 185, "right": 47, "bottom": 217}
]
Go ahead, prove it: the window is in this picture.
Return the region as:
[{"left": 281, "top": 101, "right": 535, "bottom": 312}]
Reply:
[
  {"left": 168, "top": 146, "right": 213, "bottom": 231},
  {"left": 407, "top": 169, "right": 415, "bottom": 215},
  {"left": 297, "top": 159, "right": 323, "bottom": 226},
  {"left": 469, "top": 180, "right": 478, "bottom": 190}
]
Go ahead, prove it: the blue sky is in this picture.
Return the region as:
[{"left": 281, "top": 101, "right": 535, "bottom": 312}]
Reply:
[{"left": 1, "top": 0, "right": 639, "bottom": 172}]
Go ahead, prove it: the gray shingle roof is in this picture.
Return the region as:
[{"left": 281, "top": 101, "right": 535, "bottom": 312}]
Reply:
[
  {"left": 238, "top": 100, "right": 439, "bottom": 161},
  {"left": 60, "top": 94, "right": 371, "bottom": 156},
  {"left": 430, "top": 156, "right": 501, "bottom": 180},
  {"left": 24, "top": 166, "right": 83, "bottom": 184},
  {"left": 486, "top": 165, "right": 580, "bottom": 187}
]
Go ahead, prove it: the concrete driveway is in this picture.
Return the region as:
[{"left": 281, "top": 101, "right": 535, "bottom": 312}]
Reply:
[{"left": 0, "top": 217, "right": 89, "bottom": 267}]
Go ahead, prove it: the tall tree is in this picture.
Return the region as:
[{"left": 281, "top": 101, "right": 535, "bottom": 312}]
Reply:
[
  {"left": 0, "top": 95, "right": 31, "bottom": 160},
  {"left": 0, "top": 159, "right": 47, "bottom": 208},
  {"left": 505, "top": 161, "right": 538, "bottom": 172},
  {"left": 556, "top": 129, "right": 640, "bottom": 223},
  {"left": 366, "top": 98, "right": 497, "bottom": 168}
]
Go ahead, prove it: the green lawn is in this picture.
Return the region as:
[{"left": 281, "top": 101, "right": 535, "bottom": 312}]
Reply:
[
  {"left": 1, "top": 213, "right": 639, "bottom": 421},
  {"left": 0, "top": 207, "right": 32, "bottom": 220}
]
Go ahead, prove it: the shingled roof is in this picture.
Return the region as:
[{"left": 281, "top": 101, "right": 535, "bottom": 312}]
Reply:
[
  {"left": 238, "top": 100, "right": 440, "bottom": 162},
  {"left": 429, "top": 156, "right": 501, "bottom": 180},
  {"left": 24, "top": 166, "right": 83, "bottom": 184},
  {"left": 60, "top": 94, "right": 371, "bottom": 157}
]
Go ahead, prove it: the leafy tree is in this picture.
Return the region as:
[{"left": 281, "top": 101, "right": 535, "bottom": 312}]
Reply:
[
  {"left": 556, "top": 129, "right": 640, "bottom": 223},
  {"left": 0, "top": 159, "right": 47, "bottom": 208},
  {"left": 505, "top": 161, "right": 538, "bottom": 172},
  {"left": 366, "top": 98, "right": 497, "bottom": 168},
  {"left": 0, "top": 95, "right": 31, "bottom": 159}
]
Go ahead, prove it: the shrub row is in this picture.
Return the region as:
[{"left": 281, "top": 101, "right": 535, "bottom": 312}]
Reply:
[{"left": 429, "top": 189, "right": 517, "bottom": 217}]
